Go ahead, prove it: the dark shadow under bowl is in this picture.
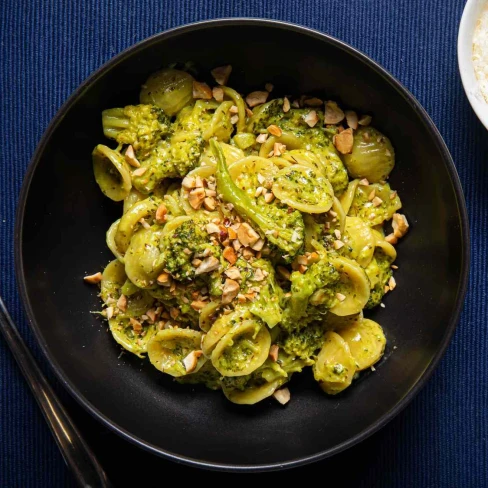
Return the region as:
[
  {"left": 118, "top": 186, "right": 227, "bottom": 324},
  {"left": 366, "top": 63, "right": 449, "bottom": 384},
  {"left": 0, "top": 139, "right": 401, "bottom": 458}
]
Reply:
[{"left": 15, "top": 19, "right": 469, "bottom": 471}]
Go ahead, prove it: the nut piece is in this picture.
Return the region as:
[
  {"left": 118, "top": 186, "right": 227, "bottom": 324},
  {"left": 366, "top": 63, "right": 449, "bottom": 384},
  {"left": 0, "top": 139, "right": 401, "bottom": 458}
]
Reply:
[
  {"left": 183, "top": 350, "right": 203, "bottom": 373},
  {"left": 265, "top": 82, "right": 274, "bottom": 92},
  {"left": 269, "top": 344, "right": 279, "bottom": 362},
  {"left": 195, "top": 256, "right": 220, "bottom": 275},
  {"left": 188, "top": 188, "right": 206, "bottom": 210},
  {"left": 212, "top": 86, "right": 224, "bottom": 102},
  {"left": 359, "top": 178, "right": 370, "bottom": 186},
  {"left": 116, "top": 294, "right": 127, "bottom": 312},
  {"left": 345, "top": 110, "right": 358, "bottom": 130},
  {"left": 124, "top": 145, "right": 140, "bottom": 167},
  {"left": 333, "top": 240, "right": 345, "bottom": 250},
  {"left": 155, "top": 203, "right": 168, "bottom": 224},
  {"left": 392, "top": 213, "right": 409, "bottom": 238},
  {"left": 358, "top": 114, "right": 372, "bottom": 126},
  {"left": 245, "top": 90, "right": 269, "bottom": 107},
  {"left": 129, "top": 318, "right": 143, "bottom": 334},
  {"left": 324, "top": 101, "right": 345, "bottom": 125},
  {"left": 336, "top": 292, "right": 346, "bottom": 302},
  {"left": 132, "top": 167, "right": 147, "bottom": 177},
  {"left": 333, "top": 128, "right": 354, "bottom": 154},
  {"left": 388, "top": 276, "right": 397, "bottom": 291},
  {"left": 251, "top": 238, "right": 265, "bottom": 251},
  {"left": 277, "top": 266, "right": 291, "bottom": 280},
  {"left": 182, "top": 176, "right": 196, "bottom": 189},
  {"left": 267, "top": 124, "right": 282, "bottom": 137},
  {"left": 273, "top": 142, "right": 286, "bottom": 156},
  {"left": 106, "top": 306, "right": 114, "bottom": 320},
  {"left": 256, "top": 133, "right": 268, "bottom": 144},
  {"left": 193, "top": 81, "right": 212, "bottom": 99},
  {"left": 237, "top": 222, "right": 260, "bottom": 247},
  {"left": 225, "top": 267, "right": 242, "bottom": 280},
  {"left": 203, "top": 197, "right": 216, "bottom": 211},
  {"left": 304, "top": 110, "right": 319, "bottom": 127},
  {"left": 223, "top": 246, "right": 238, "bottom": 264},
  {"left": 264, "top": 192, "right": 275, "bottom": 203},
  {"left": 283, "top": 97, "right": 291, "bottom": 113},
  {"left": 221, "top": 279, "right": 240, "bottom": 304},
  {"left": 205, "top": 223, "right": 220, "bottom": 234},
  {"left": 372, "top": 196, "right": 383, "bottom": 207},
  {"left": 304, "top": 97, "right": 323, "bottom": 107},
  {"left": 190, "top": 300, "right": 207, "bottom": 311},
  {"left": 273, "top": 387, "right": 291, "bottom": 405},
  {"left": 157, "top": 272, "right": 173, "bottom": 286},
  {"left": 211, "top": 65, "right": 232, "bottom": 85},
  {"left": 83, "top": 272, "right": 103, "bottom": 284}
]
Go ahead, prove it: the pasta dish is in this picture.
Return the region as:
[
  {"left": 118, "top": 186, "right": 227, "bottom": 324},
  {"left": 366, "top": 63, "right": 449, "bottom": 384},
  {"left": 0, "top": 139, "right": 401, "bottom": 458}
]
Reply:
[{"left": 84, "top": 65, "right": 409, "bottom": 405}]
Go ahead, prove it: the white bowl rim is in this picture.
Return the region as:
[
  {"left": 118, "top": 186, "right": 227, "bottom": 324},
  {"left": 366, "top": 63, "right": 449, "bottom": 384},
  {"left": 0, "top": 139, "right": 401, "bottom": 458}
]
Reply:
[{"left": 458, "top": 0, "right": 488, "bottom": 130}]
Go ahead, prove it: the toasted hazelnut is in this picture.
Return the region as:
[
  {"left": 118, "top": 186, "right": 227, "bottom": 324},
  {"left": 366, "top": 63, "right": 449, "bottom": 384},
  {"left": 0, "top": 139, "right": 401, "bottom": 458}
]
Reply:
[
  {"left": 132, "top": 167, "right": 147, "bottom": 177},
  {"left": 188, "top": 188, "right": 206, "bottom": 210},
  {"left": 273, "top": 387, "right": 291, "bottom": 405},
  {"left": 230, "top": 115, "right": 239, "bottom": 125},
  {"left": 155, "top": 203, "right": 168, "bottom": 224},
  {"left": 124, "top": 145, "right": 140, "bottom": 167},
  {"left": 298, "top": 264, "right": 308, "bottom": 274},
  {"left": 304, "top": 110, "right": 319, "bottom": 127},
  {"left": 193, "top": 81, "right": 212, "bottom": 99},
  {"left": 241, "top": 247, "right": 255, "bottom": 260},
  {"left": 345, "top": 110, "right": 358, "bottom": 130},
  {"left": 359, "top": 178, "right": 370, "bottom": 186},
  {"left": 223, "top": 246, "right": 237, "bottom": 264},
  {"left": 195, "top": 256, "right": 220, "bottom": 275},
  {"left": 296, "top": 255, "right": 309, "bottom": 266},
  {"left": 129, "top": 318, "right": 143, "bottom": 333},
  {"left": 229, "top": 105, "right": 239, "bottom": 114},
  {"left": 203, "top": 197, "right": 216, "bottom": 211},
  {"left": 283, "top": 97, "right": 291, "bottom": 113},
  {"left": 264, "top": 192, "right": 275, "bottom": 203},
  {"left": 267, "top": 125, "right": 282, "bottom": 137},
  {"left": 308, "top": 252, "right": 320, "bottom": 264},
  {"left": 372, "top": 196, "right": 383, "bottom": 207},
  {"left": 170, "top": 308, "right": 180, "bottom": 319},
  {"left": 116, "top": 294, "right": 127, "bottom": 312},
  {"left": 245, "top": 91, "right": 268, "bottom": 107},
  {"left": 221, "top": 279, "right": 240, "bottom": 304},
  {"left": 237, "top": 222, "right": 260, "bottom": 247},
  {"left": 333, "top": 240, "right": 345, "bottom": 250},
  {"left": 225, "top": 267, "right": 242, "bottom": 280},
  {"left": 205, "top": 223, "right": 220, "bottom": 234},
  {"left": 106, "top": 306, "right": 114, "bottom": 320},
  {"left": 212, "top": 86, "right": 224, "bottom": 102},
  {"left": 183, "top": 350, "right": 203, "bottom": 373},
  {"left": 83, "top": 272, "right": 103, "bottom": 284},
  {"left": 277, "top": 266, "right": 291, "bottom": 280},
  {"left": 256, "top": 133, "right": 268, "bottom": 144},
  {"left": 157, "top": 272, "right": 172, "bottom": 286},
  {"left": 368, "top": 189, "right": 376, "bottom": 201},
  {"left": 182, "top": 176, "right": 196, "bottom": 190},
  {"left": 358, "top": 114, "right": 372, "bottom": 126},
  {"left": 251, "top": 238, "right": 265, "bottom": 251},
  {"left": 388, "top": 276, "right": 397, "bottom": 290},
  {"left": 324, "top": 101, "right": 345, "bottom": 124},
  {"left": 253, "top": 268, "right": 266, "bottom": 281},
  {"left": 265, "top": 82, "right": 274, "bottom": 92},
  {"left": 269, "top": 344, "right": 279, "bottom": 362},
  {"left": 336, "top": 293, "right": 346, "bottom": 302},
  {"left": 392, "top": 213, "right": 409, "bottom": 239},
  {"left": 211, "top": 65, "right": 232, "bottom": 85},
  {"left": 333, "top": 128, "right": 354, "bottom": 154},
  {"left": 227, "top": 227, "right": 237, "bottom": 240},
  {"left": 190, "top": 300, "right": 207, "bottom": 311},
  {"left": 273, "top": 142, "right": 286, "bottom": 156}
]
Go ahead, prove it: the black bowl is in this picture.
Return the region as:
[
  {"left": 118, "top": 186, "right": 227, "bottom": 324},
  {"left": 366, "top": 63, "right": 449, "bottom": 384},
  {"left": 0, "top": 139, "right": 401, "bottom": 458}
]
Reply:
[{"left": 15, "top": 19, "right": 469, "bottom": 471}]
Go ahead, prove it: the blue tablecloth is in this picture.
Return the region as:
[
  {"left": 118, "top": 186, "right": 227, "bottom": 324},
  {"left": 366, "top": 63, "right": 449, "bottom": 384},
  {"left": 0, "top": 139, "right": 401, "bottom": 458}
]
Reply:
[{"left": 1, "top": 0, "right": 486, "bottom": 486}]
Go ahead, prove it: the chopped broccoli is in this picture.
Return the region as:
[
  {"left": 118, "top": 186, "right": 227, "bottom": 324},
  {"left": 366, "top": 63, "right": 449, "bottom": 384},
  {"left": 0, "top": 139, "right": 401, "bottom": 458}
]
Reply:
[
  {"left": 281, "top": 253, "right": 339, "bottom": 331},
  {"left": 156, "top": 219, "right": 221, "bottom": 281},
  {"left": 365, "top": 249, "right": 393, "bottom": 308},
  {"left": 278, "top": 322, "right": 325, "bottom": 361},
  {"left": 212, "top": 139, "right": 305, "bottom": 259},
  {"left": 102, "top": 104, "right": 171, "bottom": 155}
]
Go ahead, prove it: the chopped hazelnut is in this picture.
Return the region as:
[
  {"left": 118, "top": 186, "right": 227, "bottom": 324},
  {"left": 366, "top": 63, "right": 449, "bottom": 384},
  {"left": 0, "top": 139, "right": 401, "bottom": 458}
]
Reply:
[
  {"left": 195, "top": 256, "right": 220, "bottom": 275},
  {"left": 211, "top": 65, "right": 232, "bottom": 85},
  {"left": 155, "top": 203, "right": 168, "bottom": 224},
  {"left": 269, "top": 344, "right": 279, "bottom": 362},
  {"left": 267, "top": 124, "right": 282, "bottom": 137},
  {"left": 193, "top": 81, "right": 212, "bottom": 99},
  {"left": 333, "top": 128, "right": 354, "bottom": 154},
  {"left": 188, "top": 188, "right": 206, "bottom": 210},
  {"left": 124, "top": 145, "right": 140, "bottom": 167},
  {"left": 183, "top": 350, "right": 203, "bottom": 373},
  {"left": 345, "top": 110, "right": 358, "bottom": 130},
  {"left": 223, "top": 246, "right": 237, "bottom": 264},
  {"left": 273, "top": 388, "right": 290, "bottom": 405},
  {"left": 83, "top": 272, "right": 103, "bottom": 284},
  {"left": 221, "top": 279, "right": 240, "bottom": 304},
  {"left": 212, "top": 86, "right": 224, "bottom": 102},
  {"left": 283, "top": 97, "right": 291, "bottom": 113},
  {"left": 245, "top": 91, "right": 268, "bottom": 107},
  {"left": 237, "top": 222, "right": 260, "bottom": 247},
  {"left": 324, "top": 101, "right": 345, "bottom": 124}
]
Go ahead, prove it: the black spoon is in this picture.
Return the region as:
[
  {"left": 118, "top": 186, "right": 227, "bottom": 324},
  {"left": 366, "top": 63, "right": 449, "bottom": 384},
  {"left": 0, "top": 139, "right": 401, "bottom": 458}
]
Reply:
[{"left": 0, "top": 296, "right": 111, "bottom": 488}]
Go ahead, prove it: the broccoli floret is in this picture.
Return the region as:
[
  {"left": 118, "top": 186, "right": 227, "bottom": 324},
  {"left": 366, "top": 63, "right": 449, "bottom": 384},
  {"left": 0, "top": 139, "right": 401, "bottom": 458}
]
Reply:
[
  {"left": 243, "top": 259, "right": 284, "bottom": 328},
  {"left": 365, "top": 249, "right": 393, "bottom": 308},
  {"left": 212, "top": 140, "right": 305, "bottom": 259},
  {"left": 281, "top": 253, "right": 339, "bottom": 331},
  {"left": 156, "top": 220, "right": 221, "bottom": 281},
  {"left": 278, "top": 323, "right": 325, "bottom": 361},
  {"left": 102, "top": 104, "right": 171, "bottom": 155}
]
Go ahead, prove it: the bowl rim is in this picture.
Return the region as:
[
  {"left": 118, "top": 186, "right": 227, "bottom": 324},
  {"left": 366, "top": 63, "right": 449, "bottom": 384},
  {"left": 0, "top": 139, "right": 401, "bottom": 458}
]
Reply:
[
  {"left": 15, "top": 17, "right": 470, "bottom": 472},
  {"left": 458, "top": 0, "right": 488, "bottom": 130}
]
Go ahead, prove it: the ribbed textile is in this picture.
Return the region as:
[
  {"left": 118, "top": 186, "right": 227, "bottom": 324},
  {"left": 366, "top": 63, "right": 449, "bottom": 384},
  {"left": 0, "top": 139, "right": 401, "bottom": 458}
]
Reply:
[{"left": 0, "top": 0, "right": 486, "bottom": 486}]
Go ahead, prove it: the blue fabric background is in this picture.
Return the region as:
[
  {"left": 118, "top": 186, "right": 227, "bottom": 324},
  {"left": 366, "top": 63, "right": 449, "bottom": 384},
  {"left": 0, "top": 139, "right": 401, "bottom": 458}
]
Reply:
[{"left": 1, "top": 0, "right": 486, "bottom": 486}]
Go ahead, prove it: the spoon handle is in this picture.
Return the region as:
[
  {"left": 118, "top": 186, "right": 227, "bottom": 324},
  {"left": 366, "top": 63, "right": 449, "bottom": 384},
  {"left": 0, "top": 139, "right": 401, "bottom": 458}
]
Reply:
[{"left": 0, "top": 296, "right": 111, "bottom": 488}]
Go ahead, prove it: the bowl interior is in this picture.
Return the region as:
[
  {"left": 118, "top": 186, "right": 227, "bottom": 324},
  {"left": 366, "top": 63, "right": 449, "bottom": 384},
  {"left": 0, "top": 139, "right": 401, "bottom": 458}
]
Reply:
[{"left": 18, "top": 20, "right": 468, "bottom": 469}]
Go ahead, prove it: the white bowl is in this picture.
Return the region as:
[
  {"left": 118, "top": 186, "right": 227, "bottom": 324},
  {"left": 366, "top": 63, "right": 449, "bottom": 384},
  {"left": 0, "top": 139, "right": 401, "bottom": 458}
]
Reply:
[{"left": 458, "top": 0, "right": 488, "bottom": 129}]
